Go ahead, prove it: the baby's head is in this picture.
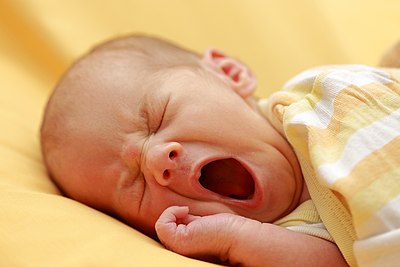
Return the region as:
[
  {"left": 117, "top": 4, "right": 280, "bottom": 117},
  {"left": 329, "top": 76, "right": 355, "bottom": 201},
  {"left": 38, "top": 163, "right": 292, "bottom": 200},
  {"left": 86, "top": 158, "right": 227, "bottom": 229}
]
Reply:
[{"left": 41, "top": 35, "right": 304, "bottom": 237}]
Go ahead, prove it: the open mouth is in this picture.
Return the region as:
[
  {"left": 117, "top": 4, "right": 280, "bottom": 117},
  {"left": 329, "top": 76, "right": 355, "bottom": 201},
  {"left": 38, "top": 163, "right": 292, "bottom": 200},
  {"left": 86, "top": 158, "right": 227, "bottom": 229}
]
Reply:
[{"left": 199, "top": 158, "right": 255, "bottom": 200}]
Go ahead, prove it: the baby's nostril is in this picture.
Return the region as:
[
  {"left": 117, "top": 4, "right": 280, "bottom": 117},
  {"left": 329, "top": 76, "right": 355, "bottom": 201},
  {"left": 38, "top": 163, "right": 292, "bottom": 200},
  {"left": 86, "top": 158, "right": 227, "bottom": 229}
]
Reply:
[
  {"left": 163, "top": 169, "right": 170, "bottom": 179},
  {"left": 169, "top": 151, "right": 176, "bottom": 159}
]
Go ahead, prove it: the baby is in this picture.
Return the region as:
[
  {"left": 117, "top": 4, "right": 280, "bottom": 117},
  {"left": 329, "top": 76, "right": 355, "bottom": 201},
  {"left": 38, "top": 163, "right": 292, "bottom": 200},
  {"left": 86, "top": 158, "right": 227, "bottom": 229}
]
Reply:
[{"left": 40, "top": 35, "right": 400, "bottom": 267}]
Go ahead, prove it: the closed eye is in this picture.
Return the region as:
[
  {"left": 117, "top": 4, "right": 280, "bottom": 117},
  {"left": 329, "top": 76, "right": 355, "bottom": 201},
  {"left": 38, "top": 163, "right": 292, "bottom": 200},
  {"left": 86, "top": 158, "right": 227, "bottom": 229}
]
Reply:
[
  {"left": 154, "top": 95, "right": 170, "bottom": 133},
  {"left": 139, "top": 93, "right": 169, "bottom": 134}
]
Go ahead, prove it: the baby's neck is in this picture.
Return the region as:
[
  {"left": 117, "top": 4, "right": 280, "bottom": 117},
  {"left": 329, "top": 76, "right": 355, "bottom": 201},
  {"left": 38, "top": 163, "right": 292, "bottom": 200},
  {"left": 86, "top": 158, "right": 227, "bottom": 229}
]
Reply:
[{"left": 245, "top": 95, "right": 261, "bottom": 114}]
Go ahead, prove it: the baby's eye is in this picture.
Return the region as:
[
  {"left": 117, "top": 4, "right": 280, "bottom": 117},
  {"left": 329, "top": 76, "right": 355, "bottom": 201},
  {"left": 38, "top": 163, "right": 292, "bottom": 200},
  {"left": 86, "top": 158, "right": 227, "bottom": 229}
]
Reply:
[{"left": 148, "top": 96, "right": 170, "bottom": 133}]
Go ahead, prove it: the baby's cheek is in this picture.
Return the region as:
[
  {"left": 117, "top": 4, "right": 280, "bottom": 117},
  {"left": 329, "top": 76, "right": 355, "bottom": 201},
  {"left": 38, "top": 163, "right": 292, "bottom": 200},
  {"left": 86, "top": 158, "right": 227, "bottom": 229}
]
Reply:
[
  {"left": 121, "top": 141, "right": 141, "bottom": 160},
  {"left": 120, "top": 131, "right": 151, "bottom": 170}
]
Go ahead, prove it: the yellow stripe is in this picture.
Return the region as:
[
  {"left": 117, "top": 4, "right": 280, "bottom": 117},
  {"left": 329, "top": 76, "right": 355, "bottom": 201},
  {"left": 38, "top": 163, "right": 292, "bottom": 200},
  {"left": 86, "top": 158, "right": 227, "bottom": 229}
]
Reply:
[
  {"left": 329, "top": 136, "right": 400, "bottom": 228},
  {"left": 349, "top": 166, "right": 400, "bottom": 228},
  {"left": 332, "top": 137, "right": 400, "bottom": 199}
]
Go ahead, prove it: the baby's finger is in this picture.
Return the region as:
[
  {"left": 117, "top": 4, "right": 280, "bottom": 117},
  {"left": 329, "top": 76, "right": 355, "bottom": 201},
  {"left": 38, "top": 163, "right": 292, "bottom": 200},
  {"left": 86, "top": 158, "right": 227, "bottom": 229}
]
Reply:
[
  {"left": 158, "top": 206, "right": 189, "bottom": 224},
  {"left": 184, "top": 213, "right": 202, "bottom": 224},
  {"left": 155, "top": 206, "right": 189, "bottom": 239}
]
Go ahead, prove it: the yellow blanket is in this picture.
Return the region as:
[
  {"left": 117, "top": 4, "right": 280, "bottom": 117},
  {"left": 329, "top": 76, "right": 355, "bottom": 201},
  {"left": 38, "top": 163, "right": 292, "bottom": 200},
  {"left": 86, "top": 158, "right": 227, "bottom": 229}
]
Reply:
[
  {"left": 262, "top": 65, "right": 400, "bottom": 266},
  {"left": 2, "top": 1, "right": 400, "bottom": 266}
]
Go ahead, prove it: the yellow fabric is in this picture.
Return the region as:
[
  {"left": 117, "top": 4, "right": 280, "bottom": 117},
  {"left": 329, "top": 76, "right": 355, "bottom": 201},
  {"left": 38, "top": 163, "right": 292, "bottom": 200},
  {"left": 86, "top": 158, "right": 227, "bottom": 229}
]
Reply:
[
  {"left": 274, "top": 200, "right": 322, "bottom": 228},
  {"left": 274, "top": 200, "right": 334, "bottom": 242},
  {"left": 2, "top": 1, "right": 400, "bottom": 266},
  {"left": 261, "top": 65, "right": 400, "bottom": 267}
]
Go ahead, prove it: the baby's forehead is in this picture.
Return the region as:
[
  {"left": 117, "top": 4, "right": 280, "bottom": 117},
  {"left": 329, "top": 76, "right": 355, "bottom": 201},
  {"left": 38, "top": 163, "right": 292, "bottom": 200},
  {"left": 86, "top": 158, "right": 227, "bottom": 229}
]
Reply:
[{"left": 66, "top": 50, "right": 215, "bottom": 125}]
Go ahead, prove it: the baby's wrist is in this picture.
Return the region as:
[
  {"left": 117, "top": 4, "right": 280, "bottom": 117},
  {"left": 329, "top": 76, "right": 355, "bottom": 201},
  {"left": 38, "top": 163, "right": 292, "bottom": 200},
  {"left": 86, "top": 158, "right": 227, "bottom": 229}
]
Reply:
[{"left": 222, "top": 216, "right": 264, "bottom": 264}]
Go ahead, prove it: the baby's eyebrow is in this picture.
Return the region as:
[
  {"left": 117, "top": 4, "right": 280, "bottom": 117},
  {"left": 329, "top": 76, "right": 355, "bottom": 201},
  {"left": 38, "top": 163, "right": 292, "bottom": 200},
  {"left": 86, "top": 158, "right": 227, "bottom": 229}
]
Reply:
[
  {"left": 123, "top": 92, "right": 150, "bottom": 135},
  {"left": 138, "top": 93, "right": 151, "bottom": 133},
  {"left": 138, "top": 97, "right": 148, "bottom": 120}
]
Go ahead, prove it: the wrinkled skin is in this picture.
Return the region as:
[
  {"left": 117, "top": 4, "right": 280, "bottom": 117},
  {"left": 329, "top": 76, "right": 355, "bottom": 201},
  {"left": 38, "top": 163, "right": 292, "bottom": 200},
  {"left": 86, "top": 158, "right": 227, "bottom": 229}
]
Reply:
[
  {"left": 156, "top": 206, "right": 349, "bottom": 267},
  {"left": 156, "top": 206, "right": 241, "bottom": 263}
]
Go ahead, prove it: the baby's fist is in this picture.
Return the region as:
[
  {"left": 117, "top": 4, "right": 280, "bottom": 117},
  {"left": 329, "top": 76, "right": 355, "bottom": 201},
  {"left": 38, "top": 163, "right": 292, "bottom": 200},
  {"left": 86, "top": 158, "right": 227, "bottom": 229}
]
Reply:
[{"left": 155, "top": 206, "right": 244, "bottom": 263}]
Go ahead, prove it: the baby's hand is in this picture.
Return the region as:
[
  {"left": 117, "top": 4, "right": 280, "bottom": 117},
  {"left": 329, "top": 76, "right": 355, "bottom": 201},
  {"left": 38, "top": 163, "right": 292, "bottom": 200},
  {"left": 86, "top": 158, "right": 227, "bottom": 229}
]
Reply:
[
  {"left": 156, "top": 206, "right": 349, "bottom": 267},
  {"left": 155, "top": 206, "right": 247, "bottom": 263}
]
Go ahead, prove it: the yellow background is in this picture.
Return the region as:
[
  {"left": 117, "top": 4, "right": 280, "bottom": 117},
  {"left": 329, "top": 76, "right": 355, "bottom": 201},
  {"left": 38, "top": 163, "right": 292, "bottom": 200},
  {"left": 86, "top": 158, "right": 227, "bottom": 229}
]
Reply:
[
  {"left": 2, "top": 0, "right": 400, "bottom": 99},
  {"left": 1, "top": 1, "right": 399, "bottom": 266}
]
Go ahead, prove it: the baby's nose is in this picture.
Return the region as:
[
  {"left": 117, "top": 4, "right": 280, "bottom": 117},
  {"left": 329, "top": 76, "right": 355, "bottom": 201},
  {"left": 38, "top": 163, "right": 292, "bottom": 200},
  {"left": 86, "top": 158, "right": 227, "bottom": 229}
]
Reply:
[{"left": 146, "top": 142, "right": 183, "bottom": 186}]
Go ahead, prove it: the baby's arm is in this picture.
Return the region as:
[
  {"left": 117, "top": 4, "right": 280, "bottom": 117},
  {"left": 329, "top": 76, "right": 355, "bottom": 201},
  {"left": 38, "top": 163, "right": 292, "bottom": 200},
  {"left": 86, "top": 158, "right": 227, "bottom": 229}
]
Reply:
[{"left": 156, "top": 206, "right": 348, "bottom": 267}]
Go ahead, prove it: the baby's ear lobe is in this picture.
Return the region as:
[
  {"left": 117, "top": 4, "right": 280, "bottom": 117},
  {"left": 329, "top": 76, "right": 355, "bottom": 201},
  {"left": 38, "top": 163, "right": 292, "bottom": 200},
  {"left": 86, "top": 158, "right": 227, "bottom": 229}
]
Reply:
[{"left": 200, "top": 48, "right": 257, "bottom": 98}]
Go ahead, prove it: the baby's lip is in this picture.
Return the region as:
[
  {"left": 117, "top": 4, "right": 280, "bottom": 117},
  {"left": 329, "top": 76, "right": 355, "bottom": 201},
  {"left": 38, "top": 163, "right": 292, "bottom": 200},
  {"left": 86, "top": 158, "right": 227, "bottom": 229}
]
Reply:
[{"left": 193, "top": 157, "right": 262, "bottom": 209}]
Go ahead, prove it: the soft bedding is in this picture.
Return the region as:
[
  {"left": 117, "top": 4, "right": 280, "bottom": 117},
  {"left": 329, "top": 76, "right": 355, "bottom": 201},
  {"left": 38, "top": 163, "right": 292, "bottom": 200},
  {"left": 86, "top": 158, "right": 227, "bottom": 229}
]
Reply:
[{"left": 1, "top": 1, "right": 400, "bottom": 266}]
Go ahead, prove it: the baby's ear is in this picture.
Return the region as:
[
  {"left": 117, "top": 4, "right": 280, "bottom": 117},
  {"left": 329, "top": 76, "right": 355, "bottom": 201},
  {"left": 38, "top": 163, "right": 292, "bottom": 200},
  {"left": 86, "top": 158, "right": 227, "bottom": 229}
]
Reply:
[{"left": 200, "top": 48, "right": 257, "bottom": 98}]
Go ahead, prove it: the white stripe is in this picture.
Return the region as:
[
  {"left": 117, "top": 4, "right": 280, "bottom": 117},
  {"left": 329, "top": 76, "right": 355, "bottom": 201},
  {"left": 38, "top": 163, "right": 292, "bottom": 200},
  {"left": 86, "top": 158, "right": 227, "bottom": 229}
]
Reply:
[
  {"left": 283, "top": 64, "right": 387, "bottom": 88},
  {"left": 283, "top": 68, "right": 324, "bottom": 88},
  {"left": 354, "top": 228, "right": 400, "bottom": 267},
  {"left": 290, "top": 67, "right": 391, "bottom": 128},
  {"left": 357, "top": 194, "right": 400, "bottom": 239},
  {"left": 318, "top": 108, "right": 400, "bottom": 185},
  {"left": 354, "top": 194, "right": 400, "bottom": 266}
]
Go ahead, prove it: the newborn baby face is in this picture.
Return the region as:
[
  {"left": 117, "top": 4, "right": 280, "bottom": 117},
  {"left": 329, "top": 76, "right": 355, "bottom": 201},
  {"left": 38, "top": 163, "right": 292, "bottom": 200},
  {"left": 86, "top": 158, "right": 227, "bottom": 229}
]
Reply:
[{"left": 51, "top": 50, "right": 305, "bottom": 237}]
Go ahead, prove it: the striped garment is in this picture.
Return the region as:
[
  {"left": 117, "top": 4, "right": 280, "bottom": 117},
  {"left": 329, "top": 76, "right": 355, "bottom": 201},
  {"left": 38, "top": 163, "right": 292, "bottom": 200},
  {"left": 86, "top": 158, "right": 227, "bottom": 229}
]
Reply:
[{"left": 259, "top": 65, "right": 400, "bottom": 267}]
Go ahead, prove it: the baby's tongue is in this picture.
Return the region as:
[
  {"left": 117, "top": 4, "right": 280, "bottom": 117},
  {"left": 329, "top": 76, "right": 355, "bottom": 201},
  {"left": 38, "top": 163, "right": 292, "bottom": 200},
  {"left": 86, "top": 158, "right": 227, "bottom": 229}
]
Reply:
[{"left": 199, "top": 159, "right": 254, "bottom": 199}]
